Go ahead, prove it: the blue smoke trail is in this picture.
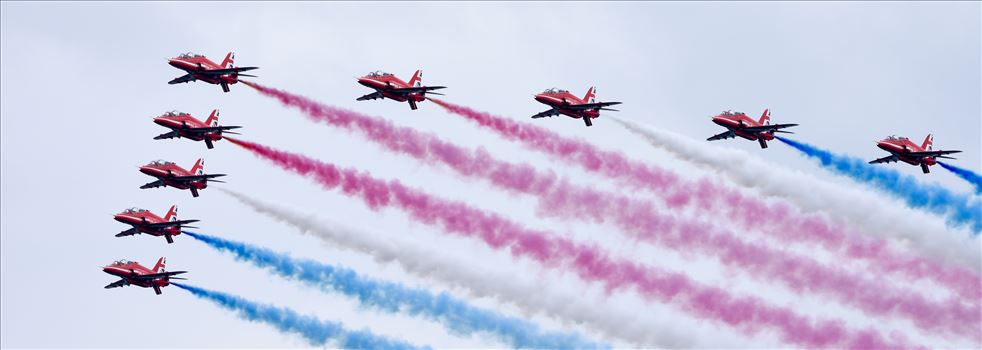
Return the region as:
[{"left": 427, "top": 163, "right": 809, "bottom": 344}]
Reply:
[
  {"left": 776, "top": 137, "right": 982, "bottom": 233},
  {"left": 939, "top": 161, "right": 982, "bottom": 195},
  {"left": 171, "top": 282, "right": 426, "bottom": 349},
  {"left": 183, "top": 231, "right": 607, "bottom": 349}
]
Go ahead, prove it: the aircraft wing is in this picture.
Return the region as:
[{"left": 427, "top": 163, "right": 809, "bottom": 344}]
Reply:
[
  {"left": 707, "top": 130, "right": 736, "bottom": 141},
  {"left": 172, "top": 174, "right": 227, "bottom": 182},
  {"left": 153, "top": 131, "right": 180, "bottom": 140},
  {"left": 168, "top": 74, "right": 196, "bottom": 84},
  {"left": 195, "top": 66, "right": 259, "bottom": 76},
  {"left": 131, "top": 271, "right": 187, "bottom": 280},
  {"left": 564, "top": 101, "right": 623, "bottom": 111},
  {"left": 531, "top": 109, "right": 560, "bottom": 119},
  {"left": 140, "top": 180, "right": 166, "bottom": 189},
  {"left": 742, "top": 123, "right": 799, "bottom": 133},
  {"left": 356, "top": 91, "right": 384, "bottom": 101},
  {"left": 388, "top": 86, "right": 447, "bottom": 94},
  {"left": 104, "top": 279, "right": 130, "bottom": 289},
  {"left": 144, "top": 219, "right": 200, "bottom": 229},
  {"left": 869, "top": 155, "right": 900, "bottom": 164},
  {"left": 907, "top": 150, "right": 962, "bottom": 158},
  {"left": 115, "top": 227, "right": 139, "bottom": 237}
]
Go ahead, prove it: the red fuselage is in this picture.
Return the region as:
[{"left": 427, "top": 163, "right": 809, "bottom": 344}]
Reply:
[
  {"left": 534, "top": 91, "right": 600, "bottom": 120},
  {"left": 168, "top": 56, "right": 238, "bottom": 86},
  {"left": 113, "top": 209, "right": 180, "bottom": 238},
  {"left": 711, "top": 112, "right": 774, "bottom": 141},
  {"left": 102, "top": 262, "right": 169, "bottom": 290},
  {"left": 357, "top": 75, "right": 425, "bottom": 102},
  {"left": 154, "top": 113, "right": 221, "bottom": 142},
  {"left": 139, "top": 163, "right": 206, "bottom": 191},
  {"left": 876, "top": 138, "right": 936, "bottom": 166}
]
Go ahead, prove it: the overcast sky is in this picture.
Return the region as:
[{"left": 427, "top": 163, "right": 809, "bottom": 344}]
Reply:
[{"left": 2, "top": 2, "right": 979, "bottom": 348}]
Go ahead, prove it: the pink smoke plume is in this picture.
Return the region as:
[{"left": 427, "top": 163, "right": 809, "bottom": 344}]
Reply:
[
  {"left": 224, "top": 136, "right": 914, "bottom": 349},
  {"left": 241, "top": 82, "right": 982, "bottom": 339}
]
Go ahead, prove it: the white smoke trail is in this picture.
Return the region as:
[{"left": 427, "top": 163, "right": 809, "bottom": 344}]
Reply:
[
  {"left": 219, "top": 189, "right": 700, "bottom": 348},
  {"left": 611, "top": 117, "right": 980, "bottom": 269}
]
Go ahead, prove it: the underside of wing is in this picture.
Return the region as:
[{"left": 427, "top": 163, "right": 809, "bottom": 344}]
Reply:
[
  {"left": 196, "top": 66, "right": 259, "bottom": 76},
  {"left": 173, "top": 174, "right": 226, "bottom": 182},
  {"left": 531, "top": 109, "right": 560, "bottom": 119},
  {"left": 743, "top": 123, "right": 799, "bottom": 133},
  {"left": 104, "top": 279, "right": 129, "bottom": 289},
  {"left": 357, "top": 91, "right": 384, "bottom": 101},
  {"left": 168, "top": 74, "right": 195, "bottom": 84},
  {"left": 140, "top": 180, "right": 165, "bottom": 189},
  {"left": 115, "top": 228, "right": 139, "bottom": 237},
  {"left": 144, "top": 219, "right": 200, "bottom": 229},
  {"left": 907, "top": 150, "right": 962, "bottom": 157},
  {"left": 707, "top": 130, "right": 736, "bottom": 141},
  {"left": 153, "top": 131, "right": 180, "bottom": 140},
  {"left": 132, "top": 271, "right": 187, "bottom": 280},
  {"left": 389, "top": 86, "right": 447, "bottom": 94},
  {"left": 564, "top": 101, "right": 623, "bottom": 111},
  {"left": 869, "top": 155, "right": 900, "bottom": 164}
]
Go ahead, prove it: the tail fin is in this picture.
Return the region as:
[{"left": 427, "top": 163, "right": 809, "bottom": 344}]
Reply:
[
  {"left": 152, "top": 257, "right": 166, "bottom": 273},
  {"left": 758, "top": 109, "right": 771, "bottom": 125},
  {"left": 220, "top": 52, "right": 235, "bottom": 69},
  {"left": 204, "top": 109, "right": 220, "bottom": 127},
  {"left": 408, "top": 70, "right": 422, "bottom": 87},
  {"left": 163, "top": 205, "right": 178, "bottom": 221},
  {"left": 922, "top": 134, "right": 934, "bottom": 151},
  {"left": 190, "top": 159, "right": 204, "bottom": 175},
  {"left": 583, "top": 87, "right": 596, "bottom": 103}
]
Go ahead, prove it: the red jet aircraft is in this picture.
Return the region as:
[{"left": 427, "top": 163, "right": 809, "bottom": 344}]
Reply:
[
  {"left": 869, "top": 134, "right": 961, "bottom": 173},
  {"left": 139, "top": 159, "right": 225, "bottom": 197},
  {"left": 113, "top": 205, "right": 199, "bottom": 244},
  {"left": 153, "top": 109, "right": 241, "bottom": 149},
  {"left": 103, "top": 257, "right": 186, "bottom": 295},
  {"left": 168, "top": 52, "right": 258, "bottom": 93},
  {"left": 530, "top": 87, "right": 621, "bottom": 127},
  {"left": 707, "top": 109, "right": 798, "bottom": 149},
  {"left": 356, "top": 70, "right": 446, "bottom": 110}
]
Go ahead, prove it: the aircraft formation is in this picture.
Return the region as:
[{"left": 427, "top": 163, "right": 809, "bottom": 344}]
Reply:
[{"left": 106, "top": 50, "right": 966, "bottom": 297}]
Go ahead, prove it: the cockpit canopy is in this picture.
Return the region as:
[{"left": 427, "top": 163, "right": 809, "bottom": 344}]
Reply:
[
  {"left": 542, "top": 88, "right": 569, "bottom": 94},
  {"left": 110, "top": 260, "right": 135, "bottom": 266},
  {"left": 366, "top": 71, "right": 393, "bottom": 77},
  {"left": 885, "top": 135, "right": 908, "bottom": 141},
  {"left": 162, "top": 110, "right": 188, "bottom": 117},
  {"left": 178, "top": 52, "right": 204, "bottom": 58},
  {"left": 148, "top": 160, "right": 174, "bottom": 166},
  {"left": 719, "top": 110, "right": 744, "bottom": 116},
  {"left": 122, "top": 207, "right": 147, "bottom": 213}
]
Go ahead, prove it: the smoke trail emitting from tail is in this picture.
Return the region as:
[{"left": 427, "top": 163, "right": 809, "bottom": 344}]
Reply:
[
  {"left": 776, "top": 136, "right": 982, "bottom": 233},
  {"left": 218, "top": 189, "right": 698, "bottom": 348},
  {"left": 224, "top": 136, "right": 914, "bottom": 349},
  {"left": 182, "top": 230, "right": 607, "bottom": 349},
  {"left": 172, "top": 283, "right": 426, "bottom": 349},
  {"left": 939, "top": 161, "right": 982, "bottom": 195}
]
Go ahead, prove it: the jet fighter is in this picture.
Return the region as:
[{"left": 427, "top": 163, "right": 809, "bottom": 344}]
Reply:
[
  {"left": 138, "top": 159, "right": 225, "bottom": 197},
  {"left": 707, "top": 109, "right": 798, "bottom": 149},
  {"left": 153, "top": 109, "right": 241, "bottom": 149},
  {"left": 356, "top": 70, "right": 445, "bottom": 110},
  {"left": 869, "top": 134, "right": 961, "bottom": 173},
  {"left": 167, "top": 52, "right": 258, "bottom": 93},
  {"left": 113, "top": 205, "right": 198, "bottom": 244},
  {"left": 530, "top": 87, "right": 621, "bottom": 127},
  {"left": 102, "top": 257, "right": 186, "bottom": 295}
]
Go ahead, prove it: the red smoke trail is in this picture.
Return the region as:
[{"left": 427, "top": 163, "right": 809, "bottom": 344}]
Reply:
[
  {"left": 240, "top": 83, "right": 982, "bottom": 338},
  {"left": 427, "top": 99, "right": 981, "bottom": 302},
  {"left": 242, "top": 82, "right": 981, "bottom": 327},
  {"left": 224, "top": 136, "right": 914, "bottom": 349}
]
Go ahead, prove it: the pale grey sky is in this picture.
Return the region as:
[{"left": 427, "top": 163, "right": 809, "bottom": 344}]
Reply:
[{"left": 1, "top": 2, "right": 979, "bottom": 348}]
